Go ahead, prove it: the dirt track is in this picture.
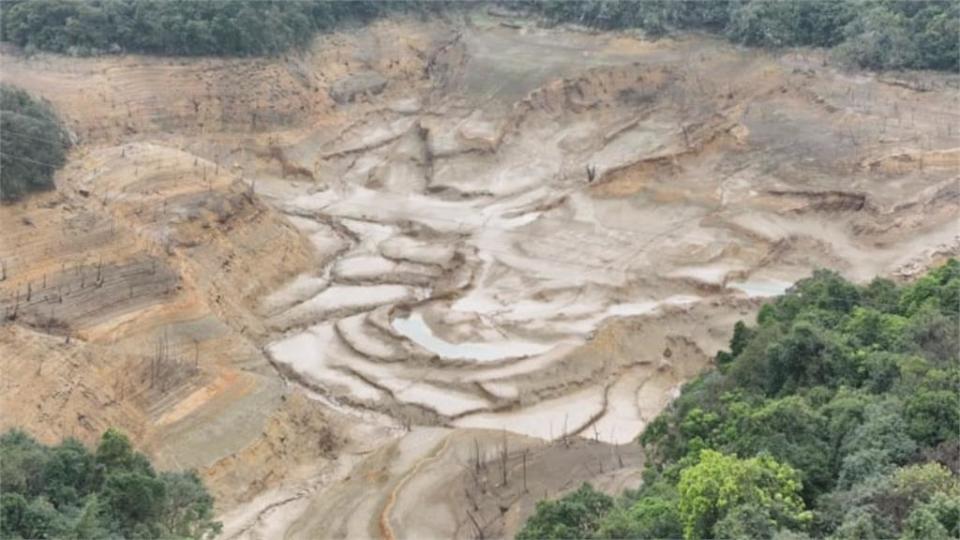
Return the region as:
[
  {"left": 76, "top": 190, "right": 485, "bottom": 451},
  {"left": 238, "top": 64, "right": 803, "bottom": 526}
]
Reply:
[{"left": 1, "top": 12, "right": 957, "bottom": 539}]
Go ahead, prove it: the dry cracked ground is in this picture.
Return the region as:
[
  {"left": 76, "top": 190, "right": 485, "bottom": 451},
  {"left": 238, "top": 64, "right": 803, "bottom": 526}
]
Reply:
[{"left": 1, "top": 13, "right": 958, "bottom": 540}]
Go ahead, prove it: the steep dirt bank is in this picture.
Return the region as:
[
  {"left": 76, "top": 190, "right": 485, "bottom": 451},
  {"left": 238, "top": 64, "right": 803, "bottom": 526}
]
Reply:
[{"left": 2, "top": 13, "right": 957, "bottom": 538}]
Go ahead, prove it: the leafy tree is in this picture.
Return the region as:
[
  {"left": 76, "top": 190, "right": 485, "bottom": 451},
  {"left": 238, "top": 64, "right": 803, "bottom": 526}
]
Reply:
[
  {"left": 0, "top": 494, "right": 29, "bottom": 538},
  {"left": 158, "top": 471, "right": 221, "bottom": 539},
  {"left": 834, "top": 4, "right": 919, "bottom": 70},
  {"left": 916, "top": 492, "right": 960, "bottom": 538},
  {"left": 861, "top": 277, "right": 901, "bottom": 314},
  {"left": 725, "top": 395, "right": 833, "bottom": 500},
  {"left": 901, "top": 506, "right": 951, "bottom": 540},
  {"left": 95, "top": 427, "right": 154, "bottom": 479},
  {"left": 716, "top": 320, "right": 753, "bottom": 366},
  {"left": 911, "top": 2, "right": 960, "bottom": 71},
  {"left": 890, "top": 463, "right": 960, "bottom": 504},
  {"left": 0, "top": 85, "right": 70, "bottom": 202},
  {"left": 597, "top": 494, "right": 682, "bottom": 539},
  {"left": 516, "top": 483, "right": 614, "bottom": 540},
  {"left": 841, "top": 400, "right": 917, "bottom": 463},
  {"left": 844, "top": 307, "right": 908, "bottom": 352},
  {"left": 832, "top": 504, "right": 895, "bottom": 540},
  {"left": 726, "top": 0, "right": 854, "bottom": 48},
  {"left": 0, "top": 430, "right": 51, "bottom": 497},
  {"left": 68, "top": 495, "right": 109, "bottom": 539},
  {"left": 836, "top": 448, "right": 895, "bottom": 490},
  {"left": 101, "top": 472, "right": 166, "bottom": 536},
  {"left": 42, "top": 438, "right": 96, "bottom": 508},
  {"left": 677, "top": 450, "right": 811, "bottom": 539},
  {"left": 905, "top": 304, "right": 960, "bottom": 364},
  {"left": 900, "top": 259, "right": 960, "bottom": 319},
  {"left": 0, "top": 428, "right": 221, "bottom": 539},
  {"left": 713, "top": 502, "right": 781, "bottom": 539},
  {"left": 858, "top": 352, "right": 902, "bottom": 393},
  {"left": 904, "top": 389, "right": 959, "bottom": 446},
  {"left": 765, "top": 320, "right": 849, "bottom": 395},
  {"left": 760, "top": 269, "right": 862, "bottom": 327},
  {"left": 12, "top": 497, "right": 69, "bottom": 540}
]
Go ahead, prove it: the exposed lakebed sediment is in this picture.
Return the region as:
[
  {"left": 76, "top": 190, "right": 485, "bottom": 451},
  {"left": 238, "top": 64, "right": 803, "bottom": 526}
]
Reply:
[{"left": 3, "top": 15, "right": 957, "bottom": 539}]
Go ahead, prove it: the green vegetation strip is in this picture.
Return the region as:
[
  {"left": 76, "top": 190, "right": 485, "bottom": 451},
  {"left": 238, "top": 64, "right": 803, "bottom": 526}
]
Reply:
[
  {"left": 519, "top": 260, "right": 960, "bottom": 540},
  {"left": 529, "top": 0, "right": 958, "bottom": 72},
  {"left": 0, "top": 0, "right": 452, "bottom": 57},
  {"left": 0, "top": 429, "right": 220, "bottom": 539}
]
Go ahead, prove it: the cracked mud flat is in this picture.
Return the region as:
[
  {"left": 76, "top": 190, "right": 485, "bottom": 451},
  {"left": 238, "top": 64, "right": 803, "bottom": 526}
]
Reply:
[{"left": 2, "top": 13, "right": 958, "bottom": 540}]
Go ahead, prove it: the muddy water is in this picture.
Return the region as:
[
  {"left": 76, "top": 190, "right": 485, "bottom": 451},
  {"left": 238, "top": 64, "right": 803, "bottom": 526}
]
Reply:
[
  {"left": 728, "top": 279, "right": 794, "bottom": 297},
  {"left": 392, "top": 312, "right": 552, "bottom": 361}
]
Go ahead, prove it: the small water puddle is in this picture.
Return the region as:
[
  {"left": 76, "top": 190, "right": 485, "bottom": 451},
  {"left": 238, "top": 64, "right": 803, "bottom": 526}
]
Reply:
[
  {"left": 728, "top": 279, "right": 792, "bottom": 297},
  {"left": 607, "top": 295, "right": 700, "bottom": 316},
  {"left": 392, "top": 312, "right": 552, "bottom": 361}
]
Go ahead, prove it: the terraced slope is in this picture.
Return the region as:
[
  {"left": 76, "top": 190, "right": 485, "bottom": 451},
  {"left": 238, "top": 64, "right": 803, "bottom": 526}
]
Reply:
[{"left": 1, "top": 13, "right": 957, "bottom": 539}]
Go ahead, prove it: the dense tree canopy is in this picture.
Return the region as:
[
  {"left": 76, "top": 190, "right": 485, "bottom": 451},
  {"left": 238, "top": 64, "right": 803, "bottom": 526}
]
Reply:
[
  {"left": 523, "top": 0, "right": 958, "bottom": 71},
  {"left": 0, "top": 428, "right": 220, "bottom": 539},
  {"left": 516, "top": 483, "right": 615, "bottom": 540},
  {"left": 518, "top": 260, "right": 960, "bottom": 539},
  {"left": 677, "top": 450, "right": 811, "bottom": 539},
  {"left": 0, "top": 0, "right": 451, "bottom": 57},
  {"left": 0, "top": 1, "right": 955, "bottom": 72},
  {"left": 0, "top": 85, "right": 70, "bottom": 202}
]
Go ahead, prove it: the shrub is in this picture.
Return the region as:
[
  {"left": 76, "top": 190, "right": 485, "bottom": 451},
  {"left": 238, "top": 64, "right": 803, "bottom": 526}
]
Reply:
[{"left": 0, "top": 85, "right": 70, "bottom": 201}]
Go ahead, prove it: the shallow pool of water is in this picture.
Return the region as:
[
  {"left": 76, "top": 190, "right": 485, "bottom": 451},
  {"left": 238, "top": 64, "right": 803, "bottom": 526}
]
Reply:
[
  {"left": 392, "top": 312, "right": 552, "bottom": 362},
  {"left": 728, "top": 279, "right": 792, "bottom": 297}
]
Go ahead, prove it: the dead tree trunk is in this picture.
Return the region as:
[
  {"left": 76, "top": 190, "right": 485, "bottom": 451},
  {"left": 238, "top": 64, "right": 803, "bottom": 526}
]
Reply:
[
  {"left": 522, "top": 450, "right": 528, "bottom": 493},
  {"left": 193, "top": 339, "right": 200, "bottom": 372},
  {"left": 499, "top": 430, "right": 508, "bottom": 487}
]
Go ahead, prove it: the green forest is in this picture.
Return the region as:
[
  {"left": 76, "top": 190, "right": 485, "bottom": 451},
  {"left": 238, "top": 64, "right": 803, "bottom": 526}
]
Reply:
[
  {"left": 0, "top": 429, "right": 220, "bottom": 539},
  {"left": 0, "top": 0, "right": 449, "bottom": 56},
  {"left": 0, "top": 1, "right": 956, "bottom": 71},
  {"left": 527, "top": 0, "right": 959, "bottom": 71},
  {"left": 519, "top": 260, "right": 960, "bottom": 540},
  {"left": 0, "top": 85, "right": 70, "bottom": 202}
]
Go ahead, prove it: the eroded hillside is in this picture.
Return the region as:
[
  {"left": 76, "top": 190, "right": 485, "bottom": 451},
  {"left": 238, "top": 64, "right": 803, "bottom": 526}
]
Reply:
[{"left": 1, "top": 13, "right": 957, "bottom": 539}]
